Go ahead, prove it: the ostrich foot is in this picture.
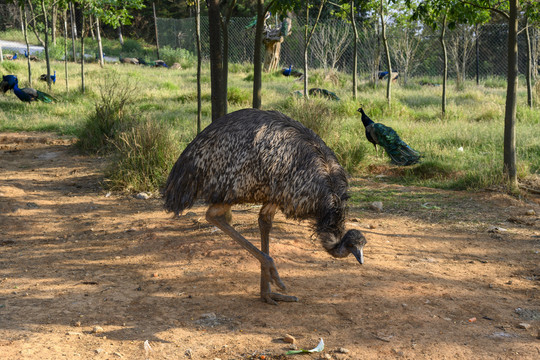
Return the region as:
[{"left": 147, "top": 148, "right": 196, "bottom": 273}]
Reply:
[{"left": 260, "top": 263, "right": 298, "bottom": 305}]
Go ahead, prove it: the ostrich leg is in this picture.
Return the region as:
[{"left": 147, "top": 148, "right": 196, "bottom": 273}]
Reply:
[
  {"left": 206, "top": 203, "right": 288, "bottom": 303},
  {"left": 259, "top": 204, "right": 298, "bottom": 305}
]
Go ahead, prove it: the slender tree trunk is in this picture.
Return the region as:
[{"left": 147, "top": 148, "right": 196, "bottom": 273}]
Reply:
[
  {"left": 525, "top": 17, "right": 532, "bottom": 108},
  {"left": 89, "top": 14, "right": 95, "bottom": 40},
  {"left": 221, "top": 0, "right": 236, "bottom": 114},
  {"left": 504, "top": 0, "right": 518, "bottom": 187},
  {"left": 118, "top": 26, "right": 124, "bottom": 45},
  {"left": 195, "top": 0, "right": 202, "bottom": 134},
  {"left": 303, "top": 1, "right": 309, "bottom": 99},
  {"left": 208, "top": 0, "right": 226, "bottom": 120},
  {"left": 440, "top": 14, "right": 448, "bottom": 115},
  {"left": 380, "top": 0, "right": 392, "bottom": 107},
  {"left": 350, "top": 0, "right": 358, "bottom": 100},
  {"left": 303, "top": 0, "right": 326, "bottom": 99},
  {"left": 64, "top": 10, "right": 69, "bottom": 91},
  {"left": 153, "top": 2, "right": 160, "bottom": 59},
  {"left": 0, "top": 46, "right": 3, "bottom": 63},
  {"left": 70, "top": 2, "right": 76, "bottom": 62},
  {"left": 41, "top": 0, "right": 52, "bottom": 91},
  {"left": 21, "top": 5, "right": 32, "bottom": 86},
  {"left": 52, "top": 4, "right": 57, "bottom": 45},
  {"left": 81, "top": 13, "right": 85, "bottom": 93},
  {"left": 476, "top": 24, "right": 479, "bottom": 85},
  {"left": 96, "top": 18, "right": 104, "bottom": 68},
  {"left": 252, "top": 0, "right": 264, "bottom": 109}
]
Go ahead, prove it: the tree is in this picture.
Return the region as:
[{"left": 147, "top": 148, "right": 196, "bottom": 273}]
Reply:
[
  {"left": 303, "top": 0, "right": 327, "bottom": 99},
  {"left": 208, "top": 0, "right": 227, "bottom": 119},
  {"left": 379, "top": 0, "right": 393, "bottom": 106},
  {"left": 187, "top": 0, "right": 202, "bottom": 133}
]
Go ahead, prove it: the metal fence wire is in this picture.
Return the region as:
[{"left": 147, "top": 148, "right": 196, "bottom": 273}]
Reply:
[{"left": 157, "top": 16, "right": 540, "bottom": 82}]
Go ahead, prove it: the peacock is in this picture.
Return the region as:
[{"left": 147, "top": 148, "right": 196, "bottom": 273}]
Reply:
[
  {"left": 39, "top": 70, "right": 56, "bottom": 84},
  {"left": 4, "top": 53, "right": 17, "bottom": 60},
  {"left": 164, "top": 108, "right": 367, "bottom": 305},
  {"left": 309, "top": 88, "right": 340, "bottom": 101},
  {"left": 119, "top": 56, "right": 139, "bottom": 65},
  {"left": 1, "top": 75, "right": 56, "bottom": 103},
  {"left": 282, "top": 64, "right": 303, "bottom": 78},
  {"left": 24, "top": 50, "right": 38, "bottom": 61},
  {"left": 358, "top": 107, "right": 420, "bottom": 166},
  {"left": 378, "top": 71, "right": 399, "bottom": 81}
]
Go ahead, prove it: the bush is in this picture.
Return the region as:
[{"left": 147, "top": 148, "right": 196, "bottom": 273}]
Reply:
[
  {"left": 278, "top": 97, "right": 336, "bottom": 140},
  {"left": 105, "top": 118, "right": 179, "bottom": 192},
  {"left": 159, "top": 46, "right": 196, "bottom": 68},
  {"left": 76, "top": 74, "right": 138, "bottom": 154},
  {"left": 121, "top": 38, "right": 143, "bottom": 55}
]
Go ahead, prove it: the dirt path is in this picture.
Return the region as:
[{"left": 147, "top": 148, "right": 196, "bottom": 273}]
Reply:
[{"left": 0, "top": 132, "right": 539, "bottom": 359}]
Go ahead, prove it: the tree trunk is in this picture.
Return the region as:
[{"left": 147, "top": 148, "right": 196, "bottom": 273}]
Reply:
[
  {"left": 51, "top": 4, "right": 57, "bottom": 45},
  {"left": 380, "top": 0, "right": 392, "bottom": 107},
  {"left": 208, "top": 0, "right": 226, "bottom": 120},
  {"left": 476, "top": 24, "right": 479, "bottom": 85},
  {"left": 525, "top": 17, "right": 532, "bottom": 108},
  {"left": 118, "top": 26, "right": 124, "bottom": 46},
  {"left": 504, "top": 0, "right": 518, "bottom": 187},
  {"left": 153, "top": 2, "right": 160, "bottom": 59},
  {"left": 96, "top": 18, "right": 104, "bottom": 68},
  {"left": 70, "top": 2, "right": 76, "bottom": 62},
  {"left": 252, "top": 0, "right": 264, "bottom": 109},
  {"left": 350, "top": 0, "right": 358, "bottom": 100},
  {"left": 220, "top": 0, "right": 236, "bottom": 114},
  {"left": 81, "top": 13, "right": 85, "bottom": 93},
  {"left": 303, "top": 1, "right": 309, "bottom": 99},
  {"left": 303, "top": 0, "right": 326, "bottom": 99},
  {"left": 263, "top": 39, "right": 282, "bottom": 72},
  {"left": 41, "top": 0, "right": 52, "bottom": 91},
  {"left": 89, "top": 14, "right": 95, "bottom": 40},
  {"left": 440, "top": 15, "right": 448, "bottom": 115},
  {"left": 195, "top": 0, "right": 202, "bottom": 134},
  {"left": 63, "top": 10, "right": 69, "bottom": 91},
  {"left": 21, "top": 5, "right": 32, "bottom": 86}
]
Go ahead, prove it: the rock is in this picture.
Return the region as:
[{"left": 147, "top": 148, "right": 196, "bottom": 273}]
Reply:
[
  {"left": 368, "top": 224, "right": 377, "bottom": 229},
  {"left": 370, "top": 201, "right": 383, "bottom": 212},
  {"left": 336, "top": 347, "right": 350, "bottom": 354},
  {"left": 135, "top": 192, "right": 151, "bottom": 200},
  {"left": 185, "top": 348, "right": 193, "bottom": 358},
  {"left": 95, "top": 348, "right": 104, "bottom": 354},
  {"left": 517, "top": 323, "right": 531, "bottom": 329},
  {"left": 113, "top": 352, "right": 124, "bottom": 358},
  {"left": 92, "top": 326, "right": 104, "bottom": 334},
  {"left": 282, "top": 334, "right": 296, "bottom": 344},
  {"left": 322, "top": 354, "right": 332, "bottom": 360},
  {"left": 487, "top": 226, "right": 507, "bottom": 233},
  {"left": 525, "top": 209, "right": 536, "bottom": 216},
  {"left": 170, "top": 62, "right": 182, "bottom": 69}
]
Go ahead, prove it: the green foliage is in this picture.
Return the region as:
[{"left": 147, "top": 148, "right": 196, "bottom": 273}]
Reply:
[
  {"left": 227, "top": 86, "right": 251, "bottom": 105},
  {"left": 76, "top": 74, "right": 139, "bottom": 154},
  {"left": 159, "top": 46, "right": 196, "bottom": 68},
  {"left": 121, "top": 38, "right": 143, "bottom": 55},
  {"left": 105, "top": 118, "right": 179, "bottom": 193}
]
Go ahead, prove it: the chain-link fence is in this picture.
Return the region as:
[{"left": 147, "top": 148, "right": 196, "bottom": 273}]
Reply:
[{"left": 158, "top": 15, "right": 540, "bottom": 82}]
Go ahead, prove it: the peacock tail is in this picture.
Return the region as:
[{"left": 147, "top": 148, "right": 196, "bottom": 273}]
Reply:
[
  {"left": 309, "top": 88, "right": 340, "bottom": 101},
  {"left": 368, "top": 123, "right": 420, "bottom": 166},
  {"left": 36, "top": 89, "right": 57, "bottom": 103}
]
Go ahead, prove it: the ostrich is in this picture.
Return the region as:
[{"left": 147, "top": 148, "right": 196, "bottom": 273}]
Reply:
[{"left": 164, "top": 109, "right": 367, "bottom": 304}]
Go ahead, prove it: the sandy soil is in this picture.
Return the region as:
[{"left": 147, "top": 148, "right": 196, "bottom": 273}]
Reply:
[{"left": 0, "top": 132, "right": 539, "bottom": 360}]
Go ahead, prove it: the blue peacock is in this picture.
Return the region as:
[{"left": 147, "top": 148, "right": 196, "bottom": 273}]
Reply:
[
  {"left": 358, "top": 107, "right": 420, "bottom": 166},
  {"left": 40, "top": 70, "right": 56, "bottom": 84},
  {"left": 1, "top": 75, "right": 57, "bottom": 103}
]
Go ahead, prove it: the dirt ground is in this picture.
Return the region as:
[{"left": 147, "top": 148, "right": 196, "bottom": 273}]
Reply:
[{"left": 0, "top": 132, "right": 539, "bottom": 360}]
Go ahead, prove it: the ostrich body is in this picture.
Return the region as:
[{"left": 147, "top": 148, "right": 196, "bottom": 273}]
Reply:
[{"left": 164, "top": 109, "right": 366, "bottom": 304}]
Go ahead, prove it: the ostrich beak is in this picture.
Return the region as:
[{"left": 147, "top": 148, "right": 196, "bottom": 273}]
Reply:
[{"left": 351, "top": 248, "right": 364, "bottom": 264}]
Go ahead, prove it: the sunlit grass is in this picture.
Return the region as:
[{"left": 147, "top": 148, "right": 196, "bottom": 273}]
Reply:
[{"left": 1, "top": 51, "right": 539, "bottom": 191}]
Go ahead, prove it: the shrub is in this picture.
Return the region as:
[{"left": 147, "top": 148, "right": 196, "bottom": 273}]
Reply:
[
  {"left": 278, "top": 97, "right": 336, "bottom": 139},
  {"left": 227, "top": 86, "right": 250, "bottom": 105},
  {"left": 159, "top": 46, "right": 196, "bottom": 68},
  {"left": 76, "top": 74, "right": 138, "bottom": 154},
  {"left": 105, "top": 118, "right": 179, "bottom": 192},
  {"left": 121, "top": 38, "right": 143, "bottom": 55}
]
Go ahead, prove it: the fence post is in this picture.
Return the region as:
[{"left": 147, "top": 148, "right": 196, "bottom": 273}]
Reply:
[
  {"left": 153, "top": 2, "right": 160, "bottom": 59},
  {"left": 0, "top": 46, "right": 3, "bottom": 62}
]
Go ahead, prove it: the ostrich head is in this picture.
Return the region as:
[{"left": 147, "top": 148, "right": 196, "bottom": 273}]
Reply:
[{"left": 320, "top": 229, "right": 367, "bottom": 264}]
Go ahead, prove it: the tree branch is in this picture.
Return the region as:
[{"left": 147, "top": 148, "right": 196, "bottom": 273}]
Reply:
[{"left": 460, "top": 0, "right": 510, "bottom": 19}]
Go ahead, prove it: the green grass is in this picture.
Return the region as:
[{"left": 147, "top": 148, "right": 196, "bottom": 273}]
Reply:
[{"left": 1, "top": 34, "right": 539, "bottom": 192}]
